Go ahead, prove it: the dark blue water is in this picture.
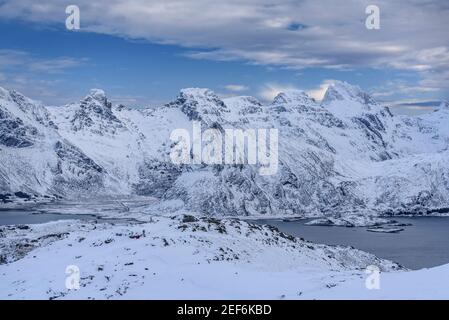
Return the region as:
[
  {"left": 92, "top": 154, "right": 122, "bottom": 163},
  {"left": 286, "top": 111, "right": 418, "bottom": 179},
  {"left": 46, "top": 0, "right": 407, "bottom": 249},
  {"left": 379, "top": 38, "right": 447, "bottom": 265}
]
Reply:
[
  {"left": 251, "top": 217, "right": 449, "bottom": 270},
  {"left": 0, "top": 209, "right": 97, "bottom": 225},
  {"left": 2, "top": 209, "right": 448, "bottom": 270}
]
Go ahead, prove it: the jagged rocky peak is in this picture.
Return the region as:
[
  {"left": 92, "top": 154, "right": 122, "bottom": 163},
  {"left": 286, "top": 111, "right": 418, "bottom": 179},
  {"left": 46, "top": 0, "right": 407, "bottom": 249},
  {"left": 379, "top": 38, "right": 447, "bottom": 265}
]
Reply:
[
  {"left": 0, "top": 108, "right": 38, "bottom": 148},
  {"left": 1, "top": 87, "right": 40, "bottom": 111},
  {"left": 0, "top": 87, "right": 56, "bottom": 129},
  {"left": 224, "top": 95, "right": 262, "bottom": 107},
  {"left": 90, "top": 88, "right": 107, "bottom": 100},
  {"left": 270, "top": 90, "right": 318, "bottom": 114},
  {"left": 0, "top": 87, "right": 45, "bottom": 148},
  {"left": 178, "top": 88, "right": 226, "bottom": 109},
  {"left": 272, "top": 89, "right": 315, "bottom": 105},
  {"left": 10, "top": 90, "right": 46, "bottom": 112},
  {"left": 320, "top": 81, "right": 384, "bottom": 120},
  {"left": 81, "top": 89, "right": 111, "bottom": 110},
  {"left": 71, "top": 89, "right": 122, "bottom": 132},
  {"left": 223, "top": 95, "right": 263, "bottom": 116},
  {"left": 180, "top": 87, "right": 214, "bottom": 99},
  {"left": 170, "top": 88, "right": 228, "bottom": 121},
  {"left": 322, "top": 81, "right": 378, "bottom": 107}
]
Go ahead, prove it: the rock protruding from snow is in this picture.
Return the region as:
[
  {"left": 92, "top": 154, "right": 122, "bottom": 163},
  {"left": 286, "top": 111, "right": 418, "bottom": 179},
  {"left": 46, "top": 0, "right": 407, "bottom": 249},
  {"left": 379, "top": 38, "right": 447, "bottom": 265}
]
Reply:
[
  {"left": 169, "top": 88, "right": 228, "bottom": 122},
  {"left": 88, "top": 89, "right": 107, "bottom": 103},
  {"left": 270, "top": 90, "right": 321, "bottom": 114},
  {"left": 0, "top": 87, "right": 59, "bottom": 149},
  {"left": 2, "top": 82, "right": 449, "bottom": 218},
  {"left": 0, "top": 215, "right": 402, "bottom": 299},
  {"left": 0, "top": 109, "right": 37, "bottom": 148},
  {"left": 52, "top": 140, "right": 105, "bottom": 193},
  {"left": 272, "top": 90, "right": 315, "bottom": 106},
  {"left": 80, "top": 89, "right": 112, "bottom": 111},
  {"left": 0, "top": 87, "right": 56, "bottom": 129},
  {"left": 0, "top": 87, "right": 113, "bottom": 197},
  {"left": 223, "top": 96, "right": 263, "bottom": 120},
  {"left": 70, "top": 89, "right": 122, "bottom": 133},
  {"left": 321, "top": 81, "right": 380, "bottom": 118},
  {"left": 322, "top": 81, "right": 377, "bottom": 106}
]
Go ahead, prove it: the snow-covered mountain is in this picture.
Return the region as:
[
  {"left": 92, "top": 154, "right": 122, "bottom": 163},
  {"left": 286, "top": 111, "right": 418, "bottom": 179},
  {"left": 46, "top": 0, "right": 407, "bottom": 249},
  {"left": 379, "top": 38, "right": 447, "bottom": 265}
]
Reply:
[{"left": 1, "top": 82, "right": 448, "bottom": 217}]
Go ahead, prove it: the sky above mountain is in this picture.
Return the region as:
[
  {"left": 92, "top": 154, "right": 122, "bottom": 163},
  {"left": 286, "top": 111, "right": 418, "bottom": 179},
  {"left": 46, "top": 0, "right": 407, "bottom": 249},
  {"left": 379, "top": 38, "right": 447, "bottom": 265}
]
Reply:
[{"left": 0, "top": 0, "right": 448, "bottom": 114}]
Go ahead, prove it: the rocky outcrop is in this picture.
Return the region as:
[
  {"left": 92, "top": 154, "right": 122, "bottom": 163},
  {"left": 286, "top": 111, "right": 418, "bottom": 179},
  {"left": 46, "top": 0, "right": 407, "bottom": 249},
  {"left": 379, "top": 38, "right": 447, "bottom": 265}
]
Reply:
[{"left": 1, "top": 82, "right": 448, "bottom": 217}]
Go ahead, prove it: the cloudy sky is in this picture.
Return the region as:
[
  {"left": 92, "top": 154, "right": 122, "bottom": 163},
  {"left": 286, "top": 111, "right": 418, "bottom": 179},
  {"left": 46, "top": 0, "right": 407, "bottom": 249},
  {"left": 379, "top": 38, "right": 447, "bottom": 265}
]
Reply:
[{"left": 0, "top": 0, "right": 448, "bottom": 113}]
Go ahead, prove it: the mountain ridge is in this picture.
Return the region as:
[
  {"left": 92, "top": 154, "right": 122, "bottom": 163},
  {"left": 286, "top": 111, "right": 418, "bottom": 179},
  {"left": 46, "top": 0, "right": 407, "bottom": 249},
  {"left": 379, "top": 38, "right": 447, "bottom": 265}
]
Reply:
[{"left": 1, "top": 83, "right": 448, "bottom": 218}]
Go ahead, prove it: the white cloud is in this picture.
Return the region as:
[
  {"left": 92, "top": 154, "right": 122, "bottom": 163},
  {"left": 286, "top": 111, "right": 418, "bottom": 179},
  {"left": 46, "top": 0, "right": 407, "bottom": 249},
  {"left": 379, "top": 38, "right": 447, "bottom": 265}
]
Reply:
[
  {"left": 28, "top": 57, "right": 87, "bottom": 73},
  {"left": 259, "top": 81, "right": 341, "bottom": 102},
  {"left": 258, "top": 83, "right": 299, "bottom": 101},
  {"left": 0, "top": 49, "right": 88, "bottom": 104},
  {"left": 259, "top": 80, "right": 336, "bottom": 102},
  {"left": 224, "top": 84, "right": 249, "bottom": 92},
  {"left": 0, "top": 1, "right": 447, "bottom": 68},
  {"left": 109, "top": 94, "right": 156, "bottom": 107},
  {"left": 370, "top": 79, "right": 441, "bottom": 101},
  {"left": 0, "top": 49, "right": 87, "bottom": 73},
  {"left": 388, "top": 103, "right": 438, "bottom": 116},
  {"left": 306, "top": 80, "right": 335, "bottom": 101},
  {"left": 0, "top": 0, "right": 448, "bottom": 96}
]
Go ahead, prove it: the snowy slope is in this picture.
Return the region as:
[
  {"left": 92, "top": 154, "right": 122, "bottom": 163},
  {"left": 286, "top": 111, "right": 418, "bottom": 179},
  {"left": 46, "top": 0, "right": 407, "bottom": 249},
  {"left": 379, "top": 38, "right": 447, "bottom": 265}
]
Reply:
[
  {"left": 0, "top": 215, "right": 401, "bottom": 299},
  {"left": 302, "top": 263, "right": 449, "bottom": 300},
  {"left": 1, "top": 82, "right": 449, "bottom": 217},
  {"left": 0, "top": 88, "right": 107, "bottom": 199},
  {"left": 47, "top": 90, "right": 145, "bottom": 194}
]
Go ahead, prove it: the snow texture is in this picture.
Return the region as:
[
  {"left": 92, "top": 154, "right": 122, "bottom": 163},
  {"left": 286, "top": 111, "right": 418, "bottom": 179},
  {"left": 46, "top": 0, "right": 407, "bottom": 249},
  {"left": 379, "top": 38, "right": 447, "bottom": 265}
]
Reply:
[{"left": 1, "top": 81, "right": 449, "bottom": 219}]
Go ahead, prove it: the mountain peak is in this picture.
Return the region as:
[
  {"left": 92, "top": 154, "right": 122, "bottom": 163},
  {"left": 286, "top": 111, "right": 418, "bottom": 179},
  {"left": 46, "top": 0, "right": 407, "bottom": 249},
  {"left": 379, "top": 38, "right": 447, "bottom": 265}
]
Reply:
[
  {"left": 0, "top": 86, "right": 10, "bottom": 100},
  {"left": 322, "top": 81, "right": 378, "bottom": 107},
  {"left": 0, "top": 87, "right": 42, "bottom": 109},
  {"left": 79, "top": 88, "right": 113, "bottom": 113},
  {"left": 222, "top": 95, "right": 263, "bottom": 117},
  {"left": 272, "top": 90, "right": 315, "bottom": 105},
  {"left": 69, "top": 89, "right": 122, "bottom": 132},
  {"left": 172, "top": 88, "right": 228, "bottom": 121},
  {"left": 89, "top": 88, "right": 106, "bottom": 100},
  {"left": 82, "top": 89, "right": 107, "bottom": 104},
  {"left": 320, "top": 81, "right": 381, "bottom": 118},
  {"left": 179, "top": 88, "right": 220, "bottom": 102},
  {"left": 224, "top": 95, "right": 262, "bottom": 107}
]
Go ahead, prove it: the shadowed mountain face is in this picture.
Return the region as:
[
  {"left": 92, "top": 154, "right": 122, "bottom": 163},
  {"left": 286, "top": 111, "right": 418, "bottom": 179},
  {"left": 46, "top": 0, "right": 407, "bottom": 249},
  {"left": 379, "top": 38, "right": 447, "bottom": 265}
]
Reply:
[{"left": 1, "top": 82, "right": 449, "bottom": 217}]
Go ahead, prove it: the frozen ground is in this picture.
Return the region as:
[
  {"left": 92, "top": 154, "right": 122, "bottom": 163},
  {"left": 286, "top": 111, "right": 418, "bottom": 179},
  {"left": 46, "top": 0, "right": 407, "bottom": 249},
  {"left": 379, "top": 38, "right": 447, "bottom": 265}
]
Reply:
[
  {"left": 0, "top": 212, "right": 447, "bottom": 300},
  {"left": 305, "top": 264, "right": 449, "bottom": 299}
]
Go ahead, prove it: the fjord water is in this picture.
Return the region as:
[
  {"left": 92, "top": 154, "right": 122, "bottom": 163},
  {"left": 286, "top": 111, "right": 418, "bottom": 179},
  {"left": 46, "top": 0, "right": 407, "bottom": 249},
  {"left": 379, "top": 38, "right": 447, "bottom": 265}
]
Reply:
[
  {"left": 0, "top": 209, "right": 96, "bottom": 225},
  {"left": 2, "top": 208, "right": 449, "bottom": 270},
  {"left": 251, "top": 217, "right": 449, "bottom": 270}
]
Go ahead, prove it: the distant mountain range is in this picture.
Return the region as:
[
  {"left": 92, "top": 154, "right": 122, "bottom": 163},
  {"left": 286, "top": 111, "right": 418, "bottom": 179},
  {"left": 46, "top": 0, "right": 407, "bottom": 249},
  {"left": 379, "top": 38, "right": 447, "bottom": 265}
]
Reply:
[{"left": 1, "top": 82, "right": 449, "bottom": 217}]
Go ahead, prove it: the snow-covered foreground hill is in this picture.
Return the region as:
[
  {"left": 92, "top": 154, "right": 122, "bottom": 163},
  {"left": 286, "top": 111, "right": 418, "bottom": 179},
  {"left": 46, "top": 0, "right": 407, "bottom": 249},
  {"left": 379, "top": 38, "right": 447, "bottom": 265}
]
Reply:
[
  {"left": 1, "top": 82, "right": 449, "bottom": 218},
  {"left": 304, "top": 264, "right": 449, "bottom": 300},
  {"left": 0, "top": 215, "right": 399, "bottom": 299},
  {"left": 0, "top": 215, "right": 447, "bottom": 299}
]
